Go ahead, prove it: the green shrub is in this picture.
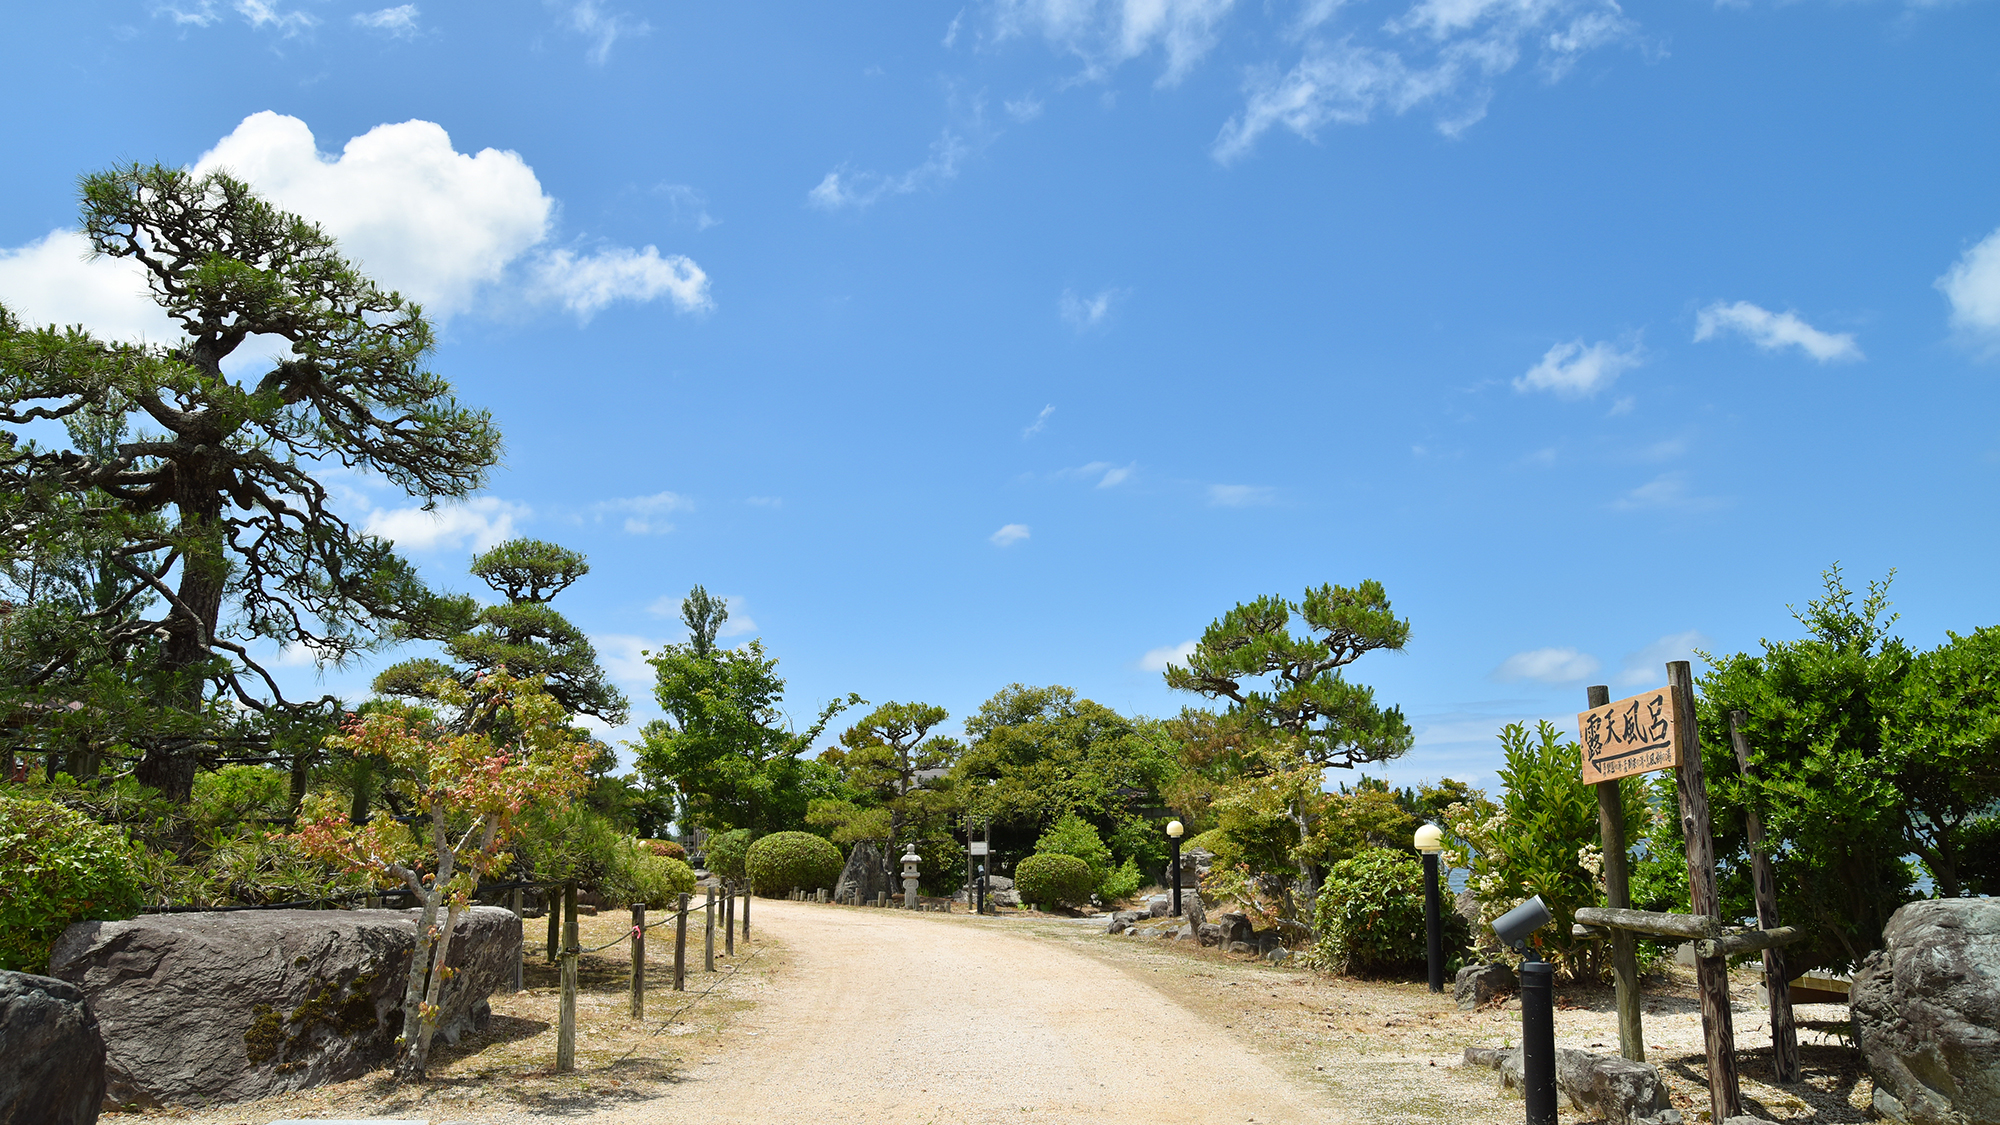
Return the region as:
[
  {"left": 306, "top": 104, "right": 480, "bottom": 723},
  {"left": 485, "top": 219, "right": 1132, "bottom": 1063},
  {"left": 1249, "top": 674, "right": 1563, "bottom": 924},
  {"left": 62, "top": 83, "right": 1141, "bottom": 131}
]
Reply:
[
  {"left": 1015, "top": 853, "right": 1093, "bottom": 910},
  {"left": 1097, "top": 857, "right": 1146, "bottom": 903},
  {"left": 189, "top": 765, "right": 291, "bottom": 831},
  {"left": 1035, "top": 813, "right": 1112, "bottom": 889},
  {"left": 645, "top": 839, "right": 687, "bottom": 861},
  {"left": 745, "top": 831, "right": 841, "bottom": 896},
  {"left": 1306, "top": 846, "right": 1470, "bottom": 977},
  {"left": 1187, "top": 827, "right": 1226, "bottom": 854},
  {"left": 604, "top": 840, "right": 696, "bottom": 907},
  {"left": 0, "top": 796, "right": 144, "bottom": 971},
  {"left": 705, "top": 828, "right": 753, "bottom": 883}
]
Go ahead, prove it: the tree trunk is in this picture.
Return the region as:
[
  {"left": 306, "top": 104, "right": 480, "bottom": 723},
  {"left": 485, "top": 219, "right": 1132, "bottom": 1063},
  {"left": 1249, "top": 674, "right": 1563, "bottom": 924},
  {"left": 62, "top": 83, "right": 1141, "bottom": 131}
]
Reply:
[{"left": 136, "top": 482, "right": 228, "bottom": 803}]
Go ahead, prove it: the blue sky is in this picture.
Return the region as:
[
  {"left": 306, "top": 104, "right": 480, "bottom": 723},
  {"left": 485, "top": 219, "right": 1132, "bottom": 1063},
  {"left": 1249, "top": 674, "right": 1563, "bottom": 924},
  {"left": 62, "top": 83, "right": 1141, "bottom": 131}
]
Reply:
[{"left": 2, "top": 0, "right": 1997, "bottom": 796}]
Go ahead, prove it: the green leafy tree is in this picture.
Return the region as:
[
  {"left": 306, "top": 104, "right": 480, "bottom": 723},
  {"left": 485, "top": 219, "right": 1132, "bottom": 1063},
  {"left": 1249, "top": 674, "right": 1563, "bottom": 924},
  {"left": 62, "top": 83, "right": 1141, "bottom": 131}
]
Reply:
[
  {"left": 637, "top": 586, "right": 857, "bottom": 835},
  {"left": 0, "top": 165, "right": 498, "bottom": 800}
]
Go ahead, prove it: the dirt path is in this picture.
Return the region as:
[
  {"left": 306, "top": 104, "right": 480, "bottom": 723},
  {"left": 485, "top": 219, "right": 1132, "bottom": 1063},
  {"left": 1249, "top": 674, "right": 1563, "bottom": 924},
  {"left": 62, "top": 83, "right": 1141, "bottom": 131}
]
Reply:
[{"left": 590, "top": 899, "right": 1349, "bottom": 1125}]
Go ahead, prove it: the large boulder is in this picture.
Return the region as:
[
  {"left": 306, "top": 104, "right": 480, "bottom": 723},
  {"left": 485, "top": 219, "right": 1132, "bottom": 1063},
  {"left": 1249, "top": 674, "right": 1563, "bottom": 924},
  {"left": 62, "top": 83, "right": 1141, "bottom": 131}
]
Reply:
[
  {"left": 1851, "top": 898, "right": 2000, "bottom": 1125},
  {"left": 0, "top": 971, "right": 105, "bottom": 1125},
  {"left": 1455, "top": 962, "right": 1518, "bottom": 1010},
  {"left": 1465, "top": 1047, "right": 1680, "bottom": 1125},
  {"left": 833, "top": 840, "right": 888, "bottom": 905},
  {"left": 49, "top": 907, "right": 518, "bottom": 1110}
]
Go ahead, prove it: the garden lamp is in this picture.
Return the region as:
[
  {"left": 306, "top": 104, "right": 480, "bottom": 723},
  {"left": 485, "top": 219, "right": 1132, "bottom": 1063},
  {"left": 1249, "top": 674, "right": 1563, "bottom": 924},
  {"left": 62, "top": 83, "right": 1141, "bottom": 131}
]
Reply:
[{"left": 1414, "top": 823, "right": 1445, "bottom": 993}]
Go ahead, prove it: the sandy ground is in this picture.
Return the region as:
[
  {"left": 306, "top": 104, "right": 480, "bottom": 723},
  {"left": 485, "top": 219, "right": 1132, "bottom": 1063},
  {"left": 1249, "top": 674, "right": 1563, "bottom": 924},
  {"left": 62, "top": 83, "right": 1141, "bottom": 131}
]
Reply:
[{"left": 131, "top": 898, "right": 1875, "bottom": 1125}]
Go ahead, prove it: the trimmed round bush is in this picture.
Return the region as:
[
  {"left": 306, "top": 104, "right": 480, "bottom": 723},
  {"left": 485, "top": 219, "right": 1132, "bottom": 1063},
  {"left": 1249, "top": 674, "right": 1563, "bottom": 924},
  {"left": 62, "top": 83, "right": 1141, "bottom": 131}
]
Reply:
[
  {"left": 1307, "top": 846, "right": 1471, "bottom": 977},
  {"left": 1014, "top": 853, "right": 1093, "bottom": 910},
  {"left": 745, "top": 831, "right": 842, "bottom": 897},
  {"left": 645, "top": 839, "right": 687, "bottom": 861},
  {"left": 0, "top": 795, "right": 144, "bottom": 971}
]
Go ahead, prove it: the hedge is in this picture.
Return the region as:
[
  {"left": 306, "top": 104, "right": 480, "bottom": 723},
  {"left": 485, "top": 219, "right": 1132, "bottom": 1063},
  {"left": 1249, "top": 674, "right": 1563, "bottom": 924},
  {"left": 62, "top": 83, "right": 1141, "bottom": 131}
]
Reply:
[
  {"left": 745, "top": 831, "right": 842, "bottom": 896},
  {"left": 1014, "top": 853, "right": 1093, "bottom": 910}
]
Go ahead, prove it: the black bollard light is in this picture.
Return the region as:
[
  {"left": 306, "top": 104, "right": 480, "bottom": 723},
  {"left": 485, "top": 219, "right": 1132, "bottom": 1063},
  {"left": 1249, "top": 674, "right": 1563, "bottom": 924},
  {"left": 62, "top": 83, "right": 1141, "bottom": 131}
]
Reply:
[
  {"left": 1165, "top": 819, "right": 1185, "bottom": 916},
  {"left": 1493, "top": 895, "right": 1558, "bottom": 1125},
  {"left": 1415, "top": 822, "right": 1445, "bottom": 994}
]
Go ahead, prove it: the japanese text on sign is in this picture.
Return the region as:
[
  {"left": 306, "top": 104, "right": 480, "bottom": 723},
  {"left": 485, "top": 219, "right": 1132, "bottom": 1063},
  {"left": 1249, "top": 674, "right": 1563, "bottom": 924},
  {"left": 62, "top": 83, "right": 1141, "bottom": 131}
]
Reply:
[{"left": 1577, "top": 687, "right": 1678, "bottom": 782}]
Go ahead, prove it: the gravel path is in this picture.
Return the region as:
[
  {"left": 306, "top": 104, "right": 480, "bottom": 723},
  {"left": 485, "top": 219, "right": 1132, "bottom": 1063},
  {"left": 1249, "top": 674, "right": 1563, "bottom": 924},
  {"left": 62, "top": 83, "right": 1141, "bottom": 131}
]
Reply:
[{"left": 590, "top": 899, "right": 1349, "bottom": 1125}]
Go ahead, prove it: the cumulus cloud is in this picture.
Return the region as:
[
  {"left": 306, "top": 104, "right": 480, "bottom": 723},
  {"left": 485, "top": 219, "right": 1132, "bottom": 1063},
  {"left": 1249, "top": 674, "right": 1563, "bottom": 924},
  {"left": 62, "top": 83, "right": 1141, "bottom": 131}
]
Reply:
[
  {"left": 1139, "top": 639, "right": 1198, "bottom": 672},
  {"left": 1023, "top": 404, "right": 1055, "bottom": 438},
  {"left": 592, "top": 491, "right": 692, "bottom": 534},
  {"left": 353, "top": 4, "right": 419, "bottom": 35},
  {"left": 987, "top": 0, "right": 1237, "bottom": 86},
  {"left": 1207, "top": 483, "right": 1275, "bottom": 506},
  {"left": 1611, "top": 472, "right": 1723, "bottom": 512},
  {"left": 1694, "top": 301, "right": 1860, "bottom": 363},
  {"left": 593, "top": 633, "right": 663, "bottom": 687},
  {"left": 1618, "top": 630, "right": 1707, "bottom": 686},
  {"left": 558, "top": 0, "right": 651, "bottom": 65},
  {"left": 534, "top": 246, "right": 712, "bottom": 319},
  {"left": 1060, "top": 286, "right": 1122, "bottom": 329},
  {"left": 1514, "top": 338, "right": 1643, "bottom": 398},
  {"left": 808, "top": 130, "right": 970, "bottom": 211},
  {"left": 1493, "top": 647, "right": 1601, "bottom": 684},
  {"left": 1210, "top": 0, "right": 1637, "bottom": 161},
  {"left": 1938, "top": 227, "right": 2000, "bottom": 349},
  {"left": 990, "top": 523, "right": 1032, "bottom": 546},
  {"left": 0, "top": 113, "right": 711, "bottom": 339},
  {"left": 364, "top": 496, "right": 527, "bottom": 552}
]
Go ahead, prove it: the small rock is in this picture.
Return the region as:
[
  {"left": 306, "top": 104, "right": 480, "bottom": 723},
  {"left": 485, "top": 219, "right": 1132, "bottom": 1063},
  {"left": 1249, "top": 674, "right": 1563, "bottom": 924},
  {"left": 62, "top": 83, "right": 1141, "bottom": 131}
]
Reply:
[
  {"left": 1197, "top": 923, "right": 1225, "bottom": 947},
  {"left": 1146, "top": 894, "right": 1172, "bottom": 919},
  {"left": 0, "top": 971, "right": 105, "bottom": 1125},
  {"left": 1454, "top": 962, "right": 1518, "bottom": 1010},
  {"left": 1266, "top": 948, "right": 1292, "bottom": 964},
  {"left": 1228, "top": 941, "right": 1253, "bottom": 955}
]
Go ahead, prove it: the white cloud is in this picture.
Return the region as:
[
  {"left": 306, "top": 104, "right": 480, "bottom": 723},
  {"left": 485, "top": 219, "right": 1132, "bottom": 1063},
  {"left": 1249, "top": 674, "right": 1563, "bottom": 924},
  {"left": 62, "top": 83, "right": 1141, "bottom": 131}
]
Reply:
[
  {"left": 1938, "top": 227, "right": 2000, "bottom": 349},
  {"left": 1023, "top": 404, "right": 1055, "bottom": 438},
  {"left": 990, "top": 523, "right": 1032, "bottom": 546},
  {"left": 1209, "top": 0, "right": 1636, "bottom": 162},
  {"left": 1618, "top": 630, "right": 1707, "bottom": 687},
  {"left": 1514, "top": 338, "right": 1643, "bottom": 398},
  {"left": 715, "top": 596, "right": 758, "bottom": 638},
  {"left": 593, "top": 633, "right": 662, "bottom": 688},
  {"left": 364, "top": 496, "right": 527, "bottom": 552},
  {"left": 1611, "top": 472, "right": 1723, "bottom": 512},
  {"left": 1057, "top": 460, "right": 1135, "bottom": 488},
  {"left": 1207, "top": 483, "right": 1275, "bottom": 506},
  {"left": 0, "top": 230, "right": 180, "bottom": 344},
  {"left": 558, "top": 0, "right": 651, "bottom": 65},
  {"left": 1139, "top": 639, "right": 1198, "bottom": 672},
  {"left": 353, "top": 5, "right": 419, "bottom": 35},
  {"left": 988, "top": 0, "right": 1237, "bottom": 86},
  {"left": 1060, "top": 286, "right": 1122, "bottom": 329},
  {"left": 234, "top": 0, "right": 316, "bottom": 33},
  {"left": 534, "top": 246, "right": 712, "bottom": 320},
  {"left": 1004, "top": 96, "right": 1045, "bottom": 122},
  {"left": 1493, "top": 646, "right": 1601, "bottom": 684},
  {"left": 1693, "top": 301, "right": 1860, "bottom": 363},
  {"left": 808, "top": 130, "right": 969, "bottom": 211},
  {"left": 591, "top": 491, "right": 692, "bottom": 534},
  {"left": 657, "top": 185, "right": 720, "bottom": 230}
]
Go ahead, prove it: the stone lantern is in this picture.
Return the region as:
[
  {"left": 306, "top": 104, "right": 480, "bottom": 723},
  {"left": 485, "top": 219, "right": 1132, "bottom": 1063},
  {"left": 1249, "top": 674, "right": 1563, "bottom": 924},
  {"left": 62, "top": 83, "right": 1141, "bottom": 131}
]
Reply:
[{"left": 901, "top": 844, "right": 922, "bottom": 909}]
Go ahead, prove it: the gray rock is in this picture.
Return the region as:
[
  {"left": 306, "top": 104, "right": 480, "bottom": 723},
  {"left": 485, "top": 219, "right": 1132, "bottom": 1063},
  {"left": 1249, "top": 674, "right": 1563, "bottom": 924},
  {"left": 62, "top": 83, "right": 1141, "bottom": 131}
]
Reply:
[
  {"left": 984, "top": 875, "right": 1014, "bottom": 892},
  {"left": 990, "top": 889, "right": 1021, "bottom": 907},
  {"left": 1218, "top": 912, "right": 1254, "bottom": 947},
  {"left": 0, "top": 971, "right": 104, "bottom": 1125},
  {"left": 1851, "top": 897, "right": 2000, "bottom": 1125},
  {"left": 1266, "top": 948, "right": 1293, "bottom": 965},
  {"left": 1106, "top": 910, "right": 1144, "bottom": 935},
  {"left": 1227, "top": 941, "right": 1254, "bottom": 955},
  {"left": 834, "top": 840, "right": 888, "bottom": 905},
  {"left": 1184, "top": 890, "right": 1206, "bottom": 930},
  {"left": 1455, "top": 962, "right": 1518, "bottom": 1010},
  {"left": 1197, "top": 923, "right": 1225, "bottom": 947},
  {"left": 1146, "top": 894, "right": 1172, "bottom": 918},
  {"left": 1251, "top": 929, "right": 1283, "bottom": 955},
  {"left": 49, "top": 907, "right": 518, "bottom": 1109},
  {"left": 1464, "top": 1047, "right": 1680, "bottom": 1125}
]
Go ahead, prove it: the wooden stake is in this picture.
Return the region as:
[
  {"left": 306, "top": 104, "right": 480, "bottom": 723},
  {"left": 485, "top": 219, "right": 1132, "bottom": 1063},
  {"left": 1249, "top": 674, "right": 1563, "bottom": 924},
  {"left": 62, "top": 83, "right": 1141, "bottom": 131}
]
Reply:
[
  {"left": 1668, "top": 661, "right": 1741, "bottom": 1122},
  {"left": 1589, "top": 684, "right": 1646, "bottom": 1063},
  {"left": 630, "top": 903, "right": 645, "bottom": 1019},
  {"left": 1730, "top": 709, "right": 1799, "bottom": 1084},
  {"left": 509, "top": 888, "right": 524, "bottom": 993},
  {"left": 742, "top": 887, "right": 751, "bottom": 940},
  {"left": 725, "top": 888, "right": 736, "bottom": 956},
  {"left": 704, "top": 886, "right": 716, "bottom": 973},
  {"left": 557, "top": 881, "right": 578, "bottom": 1072},
  {"left": 673, "top": 892, "right": 688, "bottom": 992},
  {"left": 545, "top": 883, "right": 560, "bottom": 964}
]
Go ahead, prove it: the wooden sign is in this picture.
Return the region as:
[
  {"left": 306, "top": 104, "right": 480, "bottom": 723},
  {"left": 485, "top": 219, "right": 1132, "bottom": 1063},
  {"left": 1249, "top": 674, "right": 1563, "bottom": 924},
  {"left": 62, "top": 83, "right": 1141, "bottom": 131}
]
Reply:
[
  {"left": 1577, "top": 686, "right": 1678, "bottom": 782},
  {"left": 969, "top": 841, "right": 989, "bottom": 856}
]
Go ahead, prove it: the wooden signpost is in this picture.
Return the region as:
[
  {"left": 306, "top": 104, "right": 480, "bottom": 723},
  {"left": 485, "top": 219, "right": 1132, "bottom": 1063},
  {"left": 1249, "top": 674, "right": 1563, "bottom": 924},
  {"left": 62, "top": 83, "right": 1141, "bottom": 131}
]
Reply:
[{"left": 1574, "top": 664, "right": 1803, "bottom": 1122}]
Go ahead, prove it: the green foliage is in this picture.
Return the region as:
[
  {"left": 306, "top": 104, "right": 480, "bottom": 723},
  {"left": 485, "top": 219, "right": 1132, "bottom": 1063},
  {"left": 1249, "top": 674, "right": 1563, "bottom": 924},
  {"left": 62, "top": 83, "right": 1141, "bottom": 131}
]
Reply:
[
  {"left": 805, "top": 798, "right": 893, "bottom": 845},
  {"left": 189, "top": 766, "right": 291, "bottom": 831},
  {"left": 706, "top": 828, "right": 753, "bottom": 883},
  {"left": 1035, "top": 813, "right": 1113, "bottom": 890},
  {"left": 1098, "top": 857, "right": 1147, "bottom": 903},
  {"left": 1187, "top": 827, "right": 1227, "bottom": 854},
  {"left": 603, "top": 842, "right": 696, "bottom": 907},
  {"left": 645, "top": 839, "right": 687, "bottom": 861},
  {"left": 1015, "top": 853, "right": 1094, "bottom": 910},
  {"left": 745, "top": 831, "right": 843, "bottom": 895},
  {"left": 0, "top": 795, "right": 143, "bottom": 971},
  {"left": 1306, "top": 847, "right": 1470, "bottom": 977},
  {"left": 1445, "top": 722, "right": 1652, "bottom": 981}
]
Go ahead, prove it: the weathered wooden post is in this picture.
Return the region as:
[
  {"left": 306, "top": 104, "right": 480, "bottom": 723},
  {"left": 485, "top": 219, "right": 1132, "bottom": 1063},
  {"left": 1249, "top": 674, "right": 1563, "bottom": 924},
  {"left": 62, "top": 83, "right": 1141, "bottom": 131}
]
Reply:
[
  {"left": 704, "top": 886, "right": 716, "bottom": 972},
  {"left": 1668, "top": 661, "right": 1741, "bottom": 1122},
  {"left": 1729, "top": 710, "right": 1799, "bottom": 1083},
  {"left": 673, "top": 892, "right": 688, "bottom": 992},
  {"left": 510, "top": 888, "right": 525, "bottom": 993},
  {"left": 724, "top": 888, "right": 736, "bottom": 956},
  {"left": 1586, "top": 683, "right": 1646, "bottom": 1062},
  {"left": 741, "top": 886, "right": 751, "bottom": 941},
  {"left": 630, "top": 903, "right": 646, "bottom": 1019},
  {"left": 557, "top": 881, "right": 578, "bottom": 1072},
  {"left": 546, "top": 884, "right": 561, "bottom": 964}
]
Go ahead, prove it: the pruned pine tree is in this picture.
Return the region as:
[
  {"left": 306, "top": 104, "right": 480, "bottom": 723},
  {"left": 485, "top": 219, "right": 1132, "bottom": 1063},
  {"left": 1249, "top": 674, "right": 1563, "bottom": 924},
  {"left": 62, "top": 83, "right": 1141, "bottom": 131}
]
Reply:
[{"left": 0, "top": 165, "right": 499, "bottom": 799}]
